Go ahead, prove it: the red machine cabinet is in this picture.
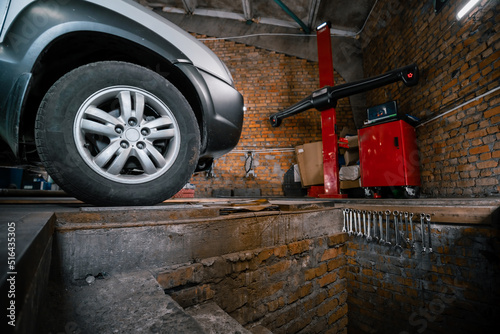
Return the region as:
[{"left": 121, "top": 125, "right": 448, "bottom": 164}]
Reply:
[{"left": 358, "top": 120, "right": 420, "bottom": 189}]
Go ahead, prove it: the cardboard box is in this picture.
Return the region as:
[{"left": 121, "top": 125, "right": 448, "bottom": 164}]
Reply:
[
  {"left": 296, "top": 141, "right": 324, "bottom": 186},
  {"left": 339, "top": 127, "right": 357, "bottom": 138},
  {"left": 340, "top": 179, "right": 361, "bottom": 189},
  {"left": 346, "top": 135, "right": 358, "bottom": 149},
  {"left": 339, "top": 127, "right": 358, "bottom": 154},
  {"left": 344, "top": 149, "right": 359, "bottom": 166}
]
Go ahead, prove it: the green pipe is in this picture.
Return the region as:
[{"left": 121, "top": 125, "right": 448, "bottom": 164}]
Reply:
[{"left": 272, "top": 0, "right": 311, "bottom": 34}]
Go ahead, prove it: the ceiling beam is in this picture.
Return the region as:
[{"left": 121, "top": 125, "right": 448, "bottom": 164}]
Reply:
[
  {"left": 241, "top": 0, "right": 253, "bottom": 22},
  {"left": 307, "top": 0, "right": 321, "bottom": 30},
  {"left": 181, "top": 0, "right": 197, "bottom": 15},
  {"left": 272, "top": 0, "right": 310, "bottom": 34}
]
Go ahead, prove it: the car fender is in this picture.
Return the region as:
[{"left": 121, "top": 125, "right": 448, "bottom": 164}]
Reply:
[{"left": 0, "top": 0, "right": 229, "bottom": 156}]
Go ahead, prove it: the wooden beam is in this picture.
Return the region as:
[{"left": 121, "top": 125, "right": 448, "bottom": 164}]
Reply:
[{"left": 334, "top": 203, "right": 499, "bottom": 225}]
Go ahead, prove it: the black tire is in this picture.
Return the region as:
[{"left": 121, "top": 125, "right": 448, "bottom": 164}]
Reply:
[{"left": 35, "top": 61, "right": 200, "bottom": 206}]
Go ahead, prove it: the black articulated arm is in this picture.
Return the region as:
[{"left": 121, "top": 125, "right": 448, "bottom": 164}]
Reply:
[{"left": 269, "top": 64, "right": 419, "bottom": 127}]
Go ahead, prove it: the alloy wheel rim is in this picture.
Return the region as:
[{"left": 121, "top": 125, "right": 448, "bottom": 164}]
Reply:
[{"left": 73, "top": 86, "right": 181, "bottom": 184}]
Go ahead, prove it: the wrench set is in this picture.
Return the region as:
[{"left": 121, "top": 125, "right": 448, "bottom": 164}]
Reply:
[{"left": 342, "top": 208, "right": 433, "bottom": 253}]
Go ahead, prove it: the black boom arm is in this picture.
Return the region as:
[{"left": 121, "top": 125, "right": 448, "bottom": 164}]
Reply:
[{"left": 269, "top": 64, "right": 419, "bottom": 127}]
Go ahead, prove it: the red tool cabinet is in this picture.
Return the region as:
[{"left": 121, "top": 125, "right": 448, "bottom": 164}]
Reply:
[{"left": 358, "top": 119, "right": 420, "bottom": 189}]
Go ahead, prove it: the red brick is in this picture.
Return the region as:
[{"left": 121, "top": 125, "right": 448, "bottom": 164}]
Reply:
[
  {"left": 484, "top": 105, "right": 500, "bottom": 118},
  {"left": 318, "top": 272, "right": 338, "bottom": 287},
  {"left": 327, "top": 233, "right": 348, "bottom": 246},
  {"left": 317, "top": 298, "right": 339, "bottom": 317},
  {"left": 321, "top": 247, "right": 343, "bottom": 262},
  {"left": 328, "top": 303, "right": 348, "bottom": 325},
  {"left": 267, "top": 260, "right": 291, "bottom": 276},
  {"left": 327, "top": 257, "right": 346, "bottom": 272},
  {"left": 288, "top": 240, "right": 311, "bottom": 255},
  {"left": 476, "top": 160, "right": 498, "bottom": 169},
  {"left": 274, "top": 245, "right": 288, "bottom": 258},
  {"left": 257, "top": 248, "right": 274, "bottom": 262},
  {"left": 469, "top": 145, "right": 490, "bottom": 155}
]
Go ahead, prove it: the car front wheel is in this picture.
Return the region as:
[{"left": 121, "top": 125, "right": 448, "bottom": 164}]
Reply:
[{"left": 35, "top": 61, "right": 200, "bottom": 206}]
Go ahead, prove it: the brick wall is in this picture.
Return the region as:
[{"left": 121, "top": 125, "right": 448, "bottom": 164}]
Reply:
[
  {"left": 189, "top": 36, "right": 355, "bottom": 197},
  {"left": 360, "top": 0, "right": 499, "bottom": 197},
  {"left": 152, "top": 206, "right": 499, "bottom": 333},
  {"left": 346, "top": 222, "right": 500, "bottom": 333},
  {"left": 156, "top": 233, "right": 349, "bottom": 334}
]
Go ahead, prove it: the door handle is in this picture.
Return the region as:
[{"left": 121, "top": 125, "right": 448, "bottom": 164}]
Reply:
[{"left": 394, "top": 137, "right": 399, "bottom": 148}]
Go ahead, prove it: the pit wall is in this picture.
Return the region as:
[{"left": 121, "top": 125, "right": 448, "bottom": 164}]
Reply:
[
  {"left": 153, "top": 210, "right": 500, "bottom": 334},
  {"left": 361, "top": 0, "right": 499, "bottom": 197},
  {"left": 190, "top": 36, "right": 355, "bottom": 197},
  {"left": 346, "top": 223, "right": 500, "bottom": 334},
  {"left": 155, "top": 233, "right": 349, "bottom": 334}
]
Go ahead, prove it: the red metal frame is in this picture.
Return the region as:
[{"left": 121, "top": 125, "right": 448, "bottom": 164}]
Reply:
[{"left": 315, "top": 23, "right": 347, "bottom": 198}]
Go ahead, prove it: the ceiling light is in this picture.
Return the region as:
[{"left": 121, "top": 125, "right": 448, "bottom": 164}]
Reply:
[
  {"left": 316, "top": 22, "right": 330, "bottom": 31},
  {"left": 457, "top": 0, "right": 481, "bottom": 19}
]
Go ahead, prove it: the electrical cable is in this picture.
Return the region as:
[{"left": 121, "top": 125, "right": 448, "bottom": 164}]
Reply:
[
  {"left": 198, "top": 32, "right": 316, "bottom": 41},
  {"left": 354, "top": 0, "right": 379, "bottom": 36},
  {"left": 230, "top": 148, "right": 296, "bottom": 154}
]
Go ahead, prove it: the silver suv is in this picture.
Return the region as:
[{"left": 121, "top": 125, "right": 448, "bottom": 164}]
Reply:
[{"left": 0, "top": 0, "right": 244, "bottom": 205}]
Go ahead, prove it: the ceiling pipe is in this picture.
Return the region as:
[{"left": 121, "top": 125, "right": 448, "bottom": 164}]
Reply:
[
  {"left": 272, "top": 0, "right": 311, "bottom": 34},
  {"left": 307, "top": 0, "right": 321, "bottom": 30},
  {"left": 181, "top": 0, "right": 196, "bottom": 14},
  {"left": 241, "top": 0, "right": 253, "bottom": 23}
]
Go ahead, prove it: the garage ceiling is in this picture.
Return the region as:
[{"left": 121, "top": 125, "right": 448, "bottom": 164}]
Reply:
[
  {"left": 138, "top": 0, "right": 377, "bottom": 37},
  {"left": 136, "top": 0, "right": 375, "bottom": 79}
]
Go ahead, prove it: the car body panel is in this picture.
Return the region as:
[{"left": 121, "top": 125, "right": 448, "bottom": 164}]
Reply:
[
  {"left": 0, "top": 0, "right": 9, "bottom": 33},
  {"left": 0, "top": 0, "right": 243, "bottom": 162}
]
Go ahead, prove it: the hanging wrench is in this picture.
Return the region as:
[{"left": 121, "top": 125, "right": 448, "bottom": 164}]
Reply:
[
  {"left": 367, "top": 211, "right": 373, "bottom": 241},
  {"left": 394, "top": 211, "right": 403, "bottom": 252},
  {"left": 404, "top": 212, "right": 410, "bottom": 245},
  {"left": 373, "top": 211, "right": 379, "bottom": 241},
  {"left": 348, "top": 209, "right": 353, "bottom": 236},
  {"left": 393, "top": 210, "right": 399, "bottom": 247},
  {"left": 362, "top": 210, "right": 367, "bottom": 237},
  {"left": 352, "top": 210, "right": 357, "bottom": 236},
  {"left": 409, "top": 212, "right": 415, "bottom": 251},
  {"left": 342, "top": 209, "right": 348, "bottom": 233},
  {"left": 420, "top": 213, "right": 426, "bottom": 253},
  {"left": 399, "top": 211, "right": 404, "bottom": 241},
  {"left": 357, "top": 210, "right": 363, "bottom": 237},
  {"left": 385, "top": 210, "right": 392, "bottom": 245},
  {"left": 426, "top": 214, "right": 433, "bottom": 253},
  {"left": 378, "top": 211, "right": 384, "bottom": 244}
]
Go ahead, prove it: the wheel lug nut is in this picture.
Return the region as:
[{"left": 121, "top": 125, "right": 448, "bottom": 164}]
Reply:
[
  {"left": 115, "top": 126, "right": 123, "bottom": 134},
  {"left": 128, "top": 118, "right": 137, "bottom": 126},
  {"left": 120, "top": 141, "right": 129, "bottom": 149},
  {"left": 137, "top": 142, "right": 145, "bottom": 149},
  {"left": 141, "top": 129, "right": 149, "bottom": 136}
]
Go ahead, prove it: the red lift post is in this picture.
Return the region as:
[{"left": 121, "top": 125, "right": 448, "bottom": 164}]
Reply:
[
  {"left": 268, "top": 26, "right": 420, "bottom": 198},
  {"left": 312, "top": 22, "right": 347, "bottom": 199}
]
